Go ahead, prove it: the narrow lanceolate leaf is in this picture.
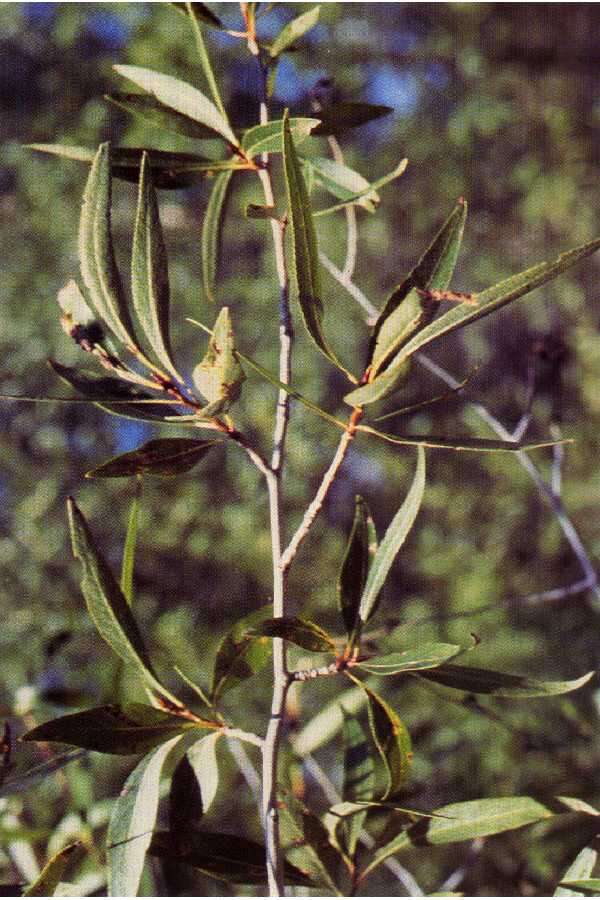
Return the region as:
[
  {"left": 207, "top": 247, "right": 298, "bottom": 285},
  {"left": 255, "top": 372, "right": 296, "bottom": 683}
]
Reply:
[
  {"left": 86, "top": 438, "right": 219, "bottom": 478},
  {"left": 357, "top": 423, "right": 568, "bottom": 454},
  {"left": 148, "top": 829, "right": 315, "bottom": 886},
  {"left": 560, "top": 881, "right": 600, "bottom": 896},
  {"left": 241, "top": 118, "right": 320, "bottom": 159},
  {"left": 282, "top": 110, "right": 354, "bottom": 380},
  {"left": 79, "top": 143, "right": 137, "bottom": 347},
  {"left": 313, "top": 158, "right": 408, "bottom": 218},
  {"left": 193, "top": 307, "right": 245, "bottom": 416},
  {"left": 211, "top": 605, "right": 273, "bottom": 704},
  {"left": 338, "top": 496, "right": 377, "bottom": 640},
  {"left": 121, "top": 480, "right": 141, "bottom": 605},
  {"left": 0, "top": 750, "right": 85, "bottom": 799},
  {"left": 307, "top": 157, "right": 380, "bottom": 212},
  {"left": 358, "top": 446, "right": 425, "bottom": 626},
  {"left": 340, "top": 713, "right": 375, "bottom": 859},
  {"left": 555, "top": 848, "right": 598, "bottom": 897},
  {"left": 247, "top": 617, "right": 336, "bottom": 652},
  {"left": 312, "top": 102, "right": 393, "bottom": 136},
  {"left": 363, "top": 796, "right": 562, "bottom": 878},
  {"left": 21, "top": 704, "right": 212, "bottom": 755},
  {"left": 269, "top": 5, "right": 320, "bottom": 57},
  {"left": 107, "top": 736, "right": 183, "bottom": 898},
  {"left": 132, "top": 153, "right": 179, "bottom": 379},
  {"left": 23, "top": 842, "right": 83, "bottom": 897},
  {"left": 384, "top": 235, "right": 600, "bottom": 376},
  {"left": 106, "top": 92, "right": 222, "bottom": 140},
  {"left": 360, "top": 682, "right": 412, "bottom": 799},
  {"left": 67, "top": 498, "right": 181, "bottom": 705},
  {"left": 185, "top": 732, "right": 221, "bottom": 814},
  {"left": 368, "top": 199, "right": 468, "bottom": 378},
  {"left": 416, "top": 665, "right": 594, "bottom": 698},
  {"left": 49, "top": 361, "right": 181, "bottom": 423},
  {"left": 202, "top": 170, "right": 234, "bottom": 303},
  {"left": 357, "top": 643, "right": 462, "bottom": 676},
  {"left": 114, "top": 65, "right": 239, "bottom": 147}
]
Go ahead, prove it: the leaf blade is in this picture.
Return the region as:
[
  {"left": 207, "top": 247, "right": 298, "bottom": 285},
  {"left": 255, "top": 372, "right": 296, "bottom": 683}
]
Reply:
[
  {"left": 361, "top": 682, "right": 412, "bottom": 799},
  {"left": 357, "top": 643, "right": 462, "bottom": 676},
  {"left": 241, "top": 117, "right": 320, "bottom": 159},
  {"left": 270, "top": 6, "right": 320, "bottom": 57},
  {"left": 416, "top": 664, "right": 595, "bottom": 698},
  {"left": 85, "top": 438, "right": 219, "bottom": 478},
  {"left": 556, "top": 848, "right": 599, "bottom": 897},
  {"left": 247, "top": 617, "right": 336, "bottom": 653},
  {"left": 202, "top": 170, "right": 234, "bottom": 302},
  {"left": 23, "top": 843, "right": 83, "bottom": 898},
  {"left": 338, "top": 496, "right": 376, "bottom": 641}
]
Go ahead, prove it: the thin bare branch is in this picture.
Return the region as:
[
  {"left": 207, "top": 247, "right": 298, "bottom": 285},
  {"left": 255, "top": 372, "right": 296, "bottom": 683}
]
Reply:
[{"left": 319, "top": 251, "right": 380, "bottom": 324}]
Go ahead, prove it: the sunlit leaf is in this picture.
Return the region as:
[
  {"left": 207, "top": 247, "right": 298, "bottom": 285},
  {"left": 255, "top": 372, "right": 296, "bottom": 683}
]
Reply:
[
  {"left": 282, "top": 110, "right": 354, "bottom": 379},
  {"left": 313, "top": 158, "right": 408, "bottom": 217},
  {"left": 339, "top": 713, "right": 375, "bottom": 858},
  {"left": 192, "top": 307, "right": 245, "bottom": 416},
  {"left": 307, "top": 157, "right": 380, "bottom": 212},
  {"left": 338, "top": 496, "right": 376, "bottom": 641},
  {"left": 132, "top": 153, "right": 179, "bottom": 379},
  {"left": 202, "top": 170, "right": 234, "bottom": 303},
  {"left": 120, "top": 481, "right": 141, "bottom": 605},
  {"left": 416, "top": 664, "right": 594, "bottom": 697},
  {"left": 148, "top": 829, "right": 315, "bottom": 885},
  {"left": 114, "top": 65, "right": 239, "bottom": 147},
  {"left": 67, "top": 497, "right": 182, "bottom": 705},
  {"left": 21, "top": 704, "right": 212, "bottom": 755},
  {"left": 186, "top": 732, "right": 221, "bottom": 813},
  {"left": 241, "top": 117, "right": 320, "bottom": 158},
  {"left": 357, "top": 643, "right": 462, "bottom": 676},
  {"left": 23, "top": 842, "right": 83, "bottom": 897},
  {"left": 358, "top": 446, "right": 425, "bottom": 626},
  {"left": 85, "top": 438, "right": 219, "bottom": 478},
  {"left": 293, "top": 686, "right": 367, "bottom": 757},
  {"left": 559, "top": 881, "right": 600, "bottom": 896},
  {"left": 246, "top": 617, "right": 336, "bottom": 652},
  {"left": 56, "top": 279, "right": 96, "bottom": 328},
  {"left": 107, "top": 735, "right": 183, "bottom": 897},
  {"left": 269, "top": 6, "right": 320, "bottom": 57},
  {"left": 361, "top": 682, "right": 412, "bottom": 799},
  {"left": 555, "top": 848, "right": 599, "bottom": 897},
  {"left": 105, "top": 92, "right": 221, "bottom": 139},
  {"left": 312, "top": 102, "right": 393, "bottom": 136},
  {"left": 211, "top": 605, "right": 273, "bottom": 704}
]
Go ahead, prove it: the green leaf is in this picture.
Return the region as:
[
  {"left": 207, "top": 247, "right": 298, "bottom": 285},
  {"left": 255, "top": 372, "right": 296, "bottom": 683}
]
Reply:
[
  {"left": 293, "top": 686, "right": 368, "bottom": 757},
  {"left": 0, "top": 750, "right": 86, "bottom": 799},
  {"left": 170, "top": 1, "right": 223, "bottom": 28},
  {"left": 357, "top": 424, "right": 567, "bottom": 454},
  {"left": 247, "top": 617, "right": 336, "bottom": 652},
  {"left": 132, "top": 153, "right": 179, "bottom": 379},
  {"left": 330, "top": 801, "right": 437, "bottom": 820},
  {"left": 358, "top": 446, "right": 425, "bottom": 626},
  {"left": 361, "top": 682, "right": 412, "bottom": 799},
  {"left": 382, "top": 234, "right": 600, "bottom": 377},
  {"left": 560, "top": 881, "right": 600, "bottom": 896},
  {"left": 357, "top": 643, "right": 462, "bottom": 676},
  {"left": 211, "top": 605, "right": 273, "bottom": 704},
  {"left": 67, "top": 497, "right": 182, "bottom": 705},
  {"left": 313, "top": 158, "right": 408, "bottom": 218},
  {"left": 20, "top": 704, "right": 211, "bottom": 755},
  {"left": 105, "top": 92, "right": 222, "bottom": 140},
  {"left": 241, "top": 117, "right": 320, "bottom": 159},
  {"left": 363, "top": 796, "right": 564, "bottom": 878},
  {"left": 192, "top": 307, "right": 245, "bottom": 416},
  {"left": 340, "top": 713, "right": 375, "bottom": 859},
  {"left": 416, "top": 664, "right": 594, "bottom": 697},
  {"left": 186, "top": 732, "right": 221, "bottom": 813},
  {"left": 107, "top": 735, "right": 183, "bottom": 897},
  {"left": 556, "top": 848, "right": 599, "bottom": 897},
  {"left": 312, "top": 102, "right": 393, "bottom": 136},
  {"left": 169, "top": 734, "right": 222, "bottom": 837},
  {"left": 78, "top": 143, "right": 137, "bottom": 348},
  {"left": 23, "top": 842, "right": 83, "bottom": 897},
  {"left": 114, "top": 65, "right": 239, "bottom": 147},
  {"left": 338, "top": 496, "right": 377, "bottom": 641},
  {"left": 269, "top": 5, "right": 320, "bottom": 57},
  {"left": 298, "top": 805, "right": 346, "bottom": 892},
  {"left": 121, "top": 480, "right": 141, "bottom": 605},
  {"left": 85, "top": 438, "right": 219, "bottom": 478},
  {"left": 282, "top": 110, "right": 353, "bottom": 380},
  {"left": 49, "top": 361, "right": 181, "bottom": 423},
  {"left": 307, "top": 157, "right": 380, "bottom": 212},
  {"left": 148, "top": 829, "right": 315, "bottom": 886},
  {"left": 201, "top": 170, "right": 234, "bottom": 303}
]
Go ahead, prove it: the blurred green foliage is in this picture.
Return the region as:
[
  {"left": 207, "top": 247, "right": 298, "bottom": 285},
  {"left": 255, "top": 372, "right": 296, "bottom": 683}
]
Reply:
[{"left": 1, "top": 3, "right": 600, "bottom": 895}]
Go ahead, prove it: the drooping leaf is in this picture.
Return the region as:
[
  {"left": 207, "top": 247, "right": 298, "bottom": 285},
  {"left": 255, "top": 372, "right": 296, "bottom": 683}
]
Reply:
[
  {"left": 170, "top": 1, "right": 223, "bottom": 28},
  {"left": 282, "top": 110, "right": 354, "bottom": 380},
  {"left": 105, "top": 92, "right": 222, "bottom": 140},
  {"left": 0, "top": 750, "right": 86, "bottom": 799},
  {"left": 357, "top": 643, "right": 462, "bottom": 676},
  {"left": 211, "top": 605, "right": 273, "bottom": 704},
  {"left": 85, "top": 438, "right": 219, "bottom": 478},
  {"left": 241, "top": 117, "right": 320, "bottom": 159},
  {"left": 132, "top": 152, "right": 179, "bottom": 379},
  {"left": 279, "top": 795, "right": 347, "bottom": 893},
  {"left": 559, "top": 881, "right": 600, "bottom": 896},
  {"left": 78, "top": 143, "right": 137, "bottom": 347},
  {"left": 313, "top": 158, "right": 408, "bottom": 218},
  {"left": 416, "top": 664, "right": 594, "bottom": 698},
  {"left": 246, "top": 617, "right": 336, "bottom": 652},
  {"left": 120, "top": 480, "right": 141, "bottom": 605},
  {"left": 201, "top": 170, "right": 234, "bottom": 303},
  {"left": 381, "top": 235, "right": 600, "bottom": 378},
  {"left": 20, "top": 704, "right": 212, "bottom": 755},
  {"left": 555, "top": 848, "right": 599, "bottom": 897},
  {"left": 360, "top": 681, "right": 412, "bottom": 799},
  {"left": 192, "top": 307, "right": 245, "bottom": 416},
  {"left": 185, "top": 732, "right": 221, "bottom": 814},
  {"left": 67, "top": 497, "right": 182, "bottom": 705},
  {"left": 269, "top": 6, "right": 320, "bottom": 57},
  {"left": 312, "top": 102, "right": 393, "bottom": 136},
  {"left": 49, "top": 360, "right": 181, "bottom": 423},
  {"left": 148, "top": 829, "right": 315, "bottom": 886},
  {"left": 23, "top": 842, "right": 83, "bottom": 897},
  {"left": 358, "top": 446, "right": 425, "bottom": 627},
  {"left": 114, "top": 65, "right": 239, "bottom": 147},
  {"left": 307, "top": 157, "right": 380, "bottom": 212},
  {"left": 107, "top": 736, "right": 183, "bottom": 897},
  {"left": 339, "top": 713, "right": 375, "bottom": 858},
  {"left": 338, "top": 496, "right": 377, "bottom": 641},
  {"left": 298, "top": 805, "right": 347, "bottom": 892}
]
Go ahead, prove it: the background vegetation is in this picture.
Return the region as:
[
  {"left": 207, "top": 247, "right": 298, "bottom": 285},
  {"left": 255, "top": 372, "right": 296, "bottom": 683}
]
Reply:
[{"left": 1, "top": 3, "right": 600, "bottom": 895}]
